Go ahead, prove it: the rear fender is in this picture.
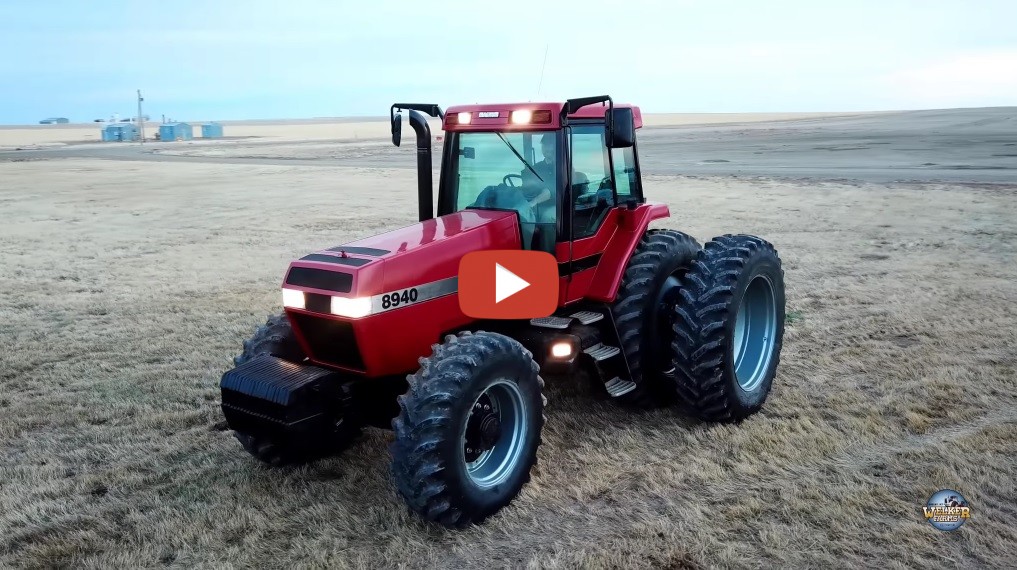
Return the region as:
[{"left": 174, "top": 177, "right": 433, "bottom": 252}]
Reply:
[{"left": 585, "top": 202, "right": 670, "bottom": 302}]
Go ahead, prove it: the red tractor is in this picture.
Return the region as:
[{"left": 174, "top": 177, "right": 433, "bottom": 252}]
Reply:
[{"left": 220, "top": 96, "right": 786, "bottom": 528}]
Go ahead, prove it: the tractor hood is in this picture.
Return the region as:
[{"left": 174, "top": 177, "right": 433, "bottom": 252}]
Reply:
[
  {"left": 282, "top": 209, "right": 522, "bottom": 315},
  {"left": 341, "top": 209, "right": 521, "bottom": 262},
  {"left": 280, "top": 209, "right": 522, "bottom": 375}
]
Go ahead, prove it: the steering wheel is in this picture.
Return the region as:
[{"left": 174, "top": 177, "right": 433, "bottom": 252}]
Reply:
[{"left": 503, "top": 174, "right": 522, "bottom": 187}]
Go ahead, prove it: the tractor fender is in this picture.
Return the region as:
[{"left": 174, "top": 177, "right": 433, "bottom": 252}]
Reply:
[{"left": 585, "top": 202, "right": 671, "bottom": 303}]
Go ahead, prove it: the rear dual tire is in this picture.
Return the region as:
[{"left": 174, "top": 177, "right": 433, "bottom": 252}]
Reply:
[
  {"left": 611, "top": 229, "right": 702, "bottom": 407},
  {"left": 672, "top": 234, "right": 785, "bottom": 422}
]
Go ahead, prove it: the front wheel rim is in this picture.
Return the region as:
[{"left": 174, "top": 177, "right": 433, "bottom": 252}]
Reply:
[
  {"left": 732, "top": 274, "right": 777, "bottom": 392},
  {"left": 461, "top": 379, "right": 528, "bottom": 489}
]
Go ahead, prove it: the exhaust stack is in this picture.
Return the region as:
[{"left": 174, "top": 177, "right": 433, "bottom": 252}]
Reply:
[
  {"left": 391, "top": 103, "right": 444, "bottom": 222},
  {"left": 408, "top": 111, "right": 433, "bottom": 222}
]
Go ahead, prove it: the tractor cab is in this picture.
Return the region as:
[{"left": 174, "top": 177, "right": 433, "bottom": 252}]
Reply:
[{"left": 392, "top": 96, "right": 643, "bottom": 254}]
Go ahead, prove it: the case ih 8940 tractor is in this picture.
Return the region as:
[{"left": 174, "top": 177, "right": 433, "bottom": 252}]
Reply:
[{"left": 220, "top": 96, "right": 785, "bottom": 528}]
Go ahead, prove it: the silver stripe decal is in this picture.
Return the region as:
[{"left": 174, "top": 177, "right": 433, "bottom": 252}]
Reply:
[{"left": 369, "top": 276, "right": 458, "bottom": 314}]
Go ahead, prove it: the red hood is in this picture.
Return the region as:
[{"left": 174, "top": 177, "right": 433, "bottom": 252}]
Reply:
[
  {"left": 342, "top": 210, "right": 518, "bottom": 258},
  {"left": 283, "top": 210, "right": 522, "bottom": 298}
]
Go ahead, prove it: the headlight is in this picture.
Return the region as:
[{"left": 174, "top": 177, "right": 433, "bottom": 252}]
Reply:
[
  {"left": 550, "top": 341, "right": 574, "bottom": 359},
  {"left": 510, "top": 110, "right": 532, "bottom": 124},
  {"left": 331, "top": 296, "right": 372, "bottom": 318},
  {"left": 282, "top": 288, "right": 305, "bottom": 309}
]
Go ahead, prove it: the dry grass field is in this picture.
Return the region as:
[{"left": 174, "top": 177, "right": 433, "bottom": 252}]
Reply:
[{"left": 2, "top": 136, "right": 1016, "bottom": 566}]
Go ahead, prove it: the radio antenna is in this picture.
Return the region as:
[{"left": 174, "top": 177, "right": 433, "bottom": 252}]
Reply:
[{"left": 536, "top": 44, "right": 549, "bottom": 98}]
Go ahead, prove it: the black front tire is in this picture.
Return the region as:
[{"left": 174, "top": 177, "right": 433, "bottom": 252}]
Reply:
[
  {"left": 390, "top": 331, "right": 544, "bottom": 528},
  {"left": 611, "top": 229, "right": 702, "bottom": 407},
  {"left": 672, "top": 235, "right": 785, "bottom": 422},
  {"left": 234, "top": 312, "right": 304, "bottom": 366}
]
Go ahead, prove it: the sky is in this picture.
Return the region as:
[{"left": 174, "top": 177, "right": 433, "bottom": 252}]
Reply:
[{"left": 0, "top": 0, "right": 1015, "bottom": 124}]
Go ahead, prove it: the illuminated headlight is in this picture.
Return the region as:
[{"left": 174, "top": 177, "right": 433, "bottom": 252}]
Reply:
[
  {"left": 550, "top": 341, "right": 574, "bottom": 359},
  {"left": 282, "top": 288, "right": 305, "bottom": 309},
  {"left": 457, "top": 111, "right": 472, "bottom": 125},
  {"left": 331, "top": 296, "right": 372, "bottom": 318},
  {"left": 510, "top": 110, "right": 532, "bottom": 124}
]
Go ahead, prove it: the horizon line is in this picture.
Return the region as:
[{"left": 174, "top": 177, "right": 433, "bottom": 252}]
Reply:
[{"left": 3, "top": 105, "right": 1016, "bottom": 127}]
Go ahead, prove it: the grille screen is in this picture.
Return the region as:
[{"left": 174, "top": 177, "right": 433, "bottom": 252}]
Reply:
[
  {"left": 289, "top": 312, "right": 364, "bottom": 370},
  {"left": 285, "top": 267, "right": 352, "bottom": 293}
]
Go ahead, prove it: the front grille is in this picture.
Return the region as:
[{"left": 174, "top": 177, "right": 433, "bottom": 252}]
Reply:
[
  {"left": 305, "top": 292, "right": 331, "bottom": 314},
  {"left": 289, "top": 312, "right": 365, "bottom": 370},
  {"left": 285, "top": 267, "right": 352, "bottom": 293}
]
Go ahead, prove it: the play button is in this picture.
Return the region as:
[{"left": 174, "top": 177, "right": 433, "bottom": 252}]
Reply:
[
  {"left": 494, "top": 263, "right": 530, "bottom": 303},
  {"left": 458, "top": 250, "right": 559, "bottom": 319}
]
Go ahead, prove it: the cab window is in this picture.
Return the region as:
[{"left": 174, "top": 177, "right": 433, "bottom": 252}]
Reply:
[
  {"left": 451, "top": 131, "right": 557, "bottom": 252},
  {"left": 612, "top": 146, "right": 640, "bottom": 202},
  {"left": 570, "top": 125, "right": 615, "bottom": 239}
]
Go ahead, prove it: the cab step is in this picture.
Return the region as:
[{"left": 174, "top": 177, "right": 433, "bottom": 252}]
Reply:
[
  {"left": 530, "top": 316, "right": 573, "bottom": 330},
  {"left": 569, "top": 311, "right": 604, "bottom": 325},
  {"left": 604, "top": 377, "right": 637, "bottom": 397},
  {"left": 583, "top": 343, "right": 620, "bottom": 361}
]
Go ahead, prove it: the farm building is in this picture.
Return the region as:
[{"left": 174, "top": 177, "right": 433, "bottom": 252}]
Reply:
[
  {"left": 159, "top": 122, "right": 194, "bottom": 141},
  {"left": 201, "top": 123, "right": 224, "bottom": 138},
  {"left": 39, "top": 117, "right": 70, "bottom": 124},
  {"left": 101, "top": 123, "right": 140, "bottom": 142}
]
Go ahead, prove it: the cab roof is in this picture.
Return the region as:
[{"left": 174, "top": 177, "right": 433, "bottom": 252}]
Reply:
[{"left": 442, "top": 102, "right": 642, "bottom": 132}]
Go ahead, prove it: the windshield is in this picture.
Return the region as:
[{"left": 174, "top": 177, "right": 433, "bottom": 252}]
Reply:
[{"left": 451, "top": 131, "right": 558, "bottom": 252}]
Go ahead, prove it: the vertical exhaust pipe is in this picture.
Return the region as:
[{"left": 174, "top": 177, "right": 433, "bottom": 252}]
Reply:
[
  {"left": 408, "top": 110, "right": 433, "bottom": 222},
  {"left": 391, "top": 103, "right": 443, "bottom": 223}
]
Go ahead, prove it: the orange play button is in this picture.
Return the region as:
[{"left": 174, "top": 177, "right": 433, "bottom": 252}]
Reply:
[{"left": 458, "top": 250, "right": 559, "bottom": 319}]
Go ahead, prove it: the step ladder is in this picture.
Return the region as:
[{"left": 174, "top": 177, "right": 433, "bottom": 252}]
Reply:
[
  {"left": 530, "top": 316, "right": 573, "bottom": 329},
  {"left": 531, "top": 309, "right": 636, "bottom": 399}
]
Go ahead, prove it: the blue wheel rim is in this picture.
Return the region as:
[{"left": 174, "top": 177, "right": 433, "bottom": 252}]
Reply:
[
  {"left": 733, "top": 274, "right": 777, "bottom": 392},
  {"left": 462, "top": 379, "right": 528, "bottom": 489}
]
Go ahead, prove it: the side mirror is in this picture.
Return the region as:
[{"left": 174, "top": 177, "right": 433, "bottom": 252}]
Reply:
[
  {"left": 391, "top": 112, "right": 402, "bottom": 147},
  {"left": 607, "top": 107, "right": 635, "bottom": 148}
]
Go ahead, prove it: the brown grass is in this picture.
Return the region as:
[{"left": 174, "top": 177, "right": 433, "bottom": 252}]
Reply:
[{"left": 1, "top": 158, "right": 1015, "bottom": 568}]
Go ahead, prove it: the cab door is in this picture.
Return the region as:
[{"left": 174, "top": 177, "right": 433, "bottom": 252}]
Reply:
[
  {"left": 561, "top": 123, "right": 615, "bottom": 302},
  {"left": 560, "top": 123, "right": 644, "bottom": 303}
]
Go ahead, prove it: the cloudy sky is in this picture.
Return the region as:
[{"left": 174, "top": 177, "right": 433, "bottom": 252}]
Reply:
[{"left": 1, "top": 0, "right": 1015, "bottom": 123}]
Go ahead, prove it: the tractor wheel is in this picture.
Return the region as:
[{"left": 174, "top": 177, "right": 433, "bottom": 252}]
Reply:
[
  {"left": 672, "top": 234, "right": 785, "bottom": 422},
  {"left": 231, "top": 313, "right": 360, "bottom": 466},
  {"left": 390, "top": 331, "right": 544, "bottom": 528},
  {"left": 233, "top": 312, "right": 304, "bottom": 366},
  {"left": 611, "top": 229, "right": 701, "bottom": 407}
]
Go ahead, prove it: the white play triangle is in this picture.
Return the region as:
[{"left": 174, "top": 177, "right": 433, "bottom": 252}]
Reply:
[{"left": 494, "top": 263, "right": 530, "bottom": 303}]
